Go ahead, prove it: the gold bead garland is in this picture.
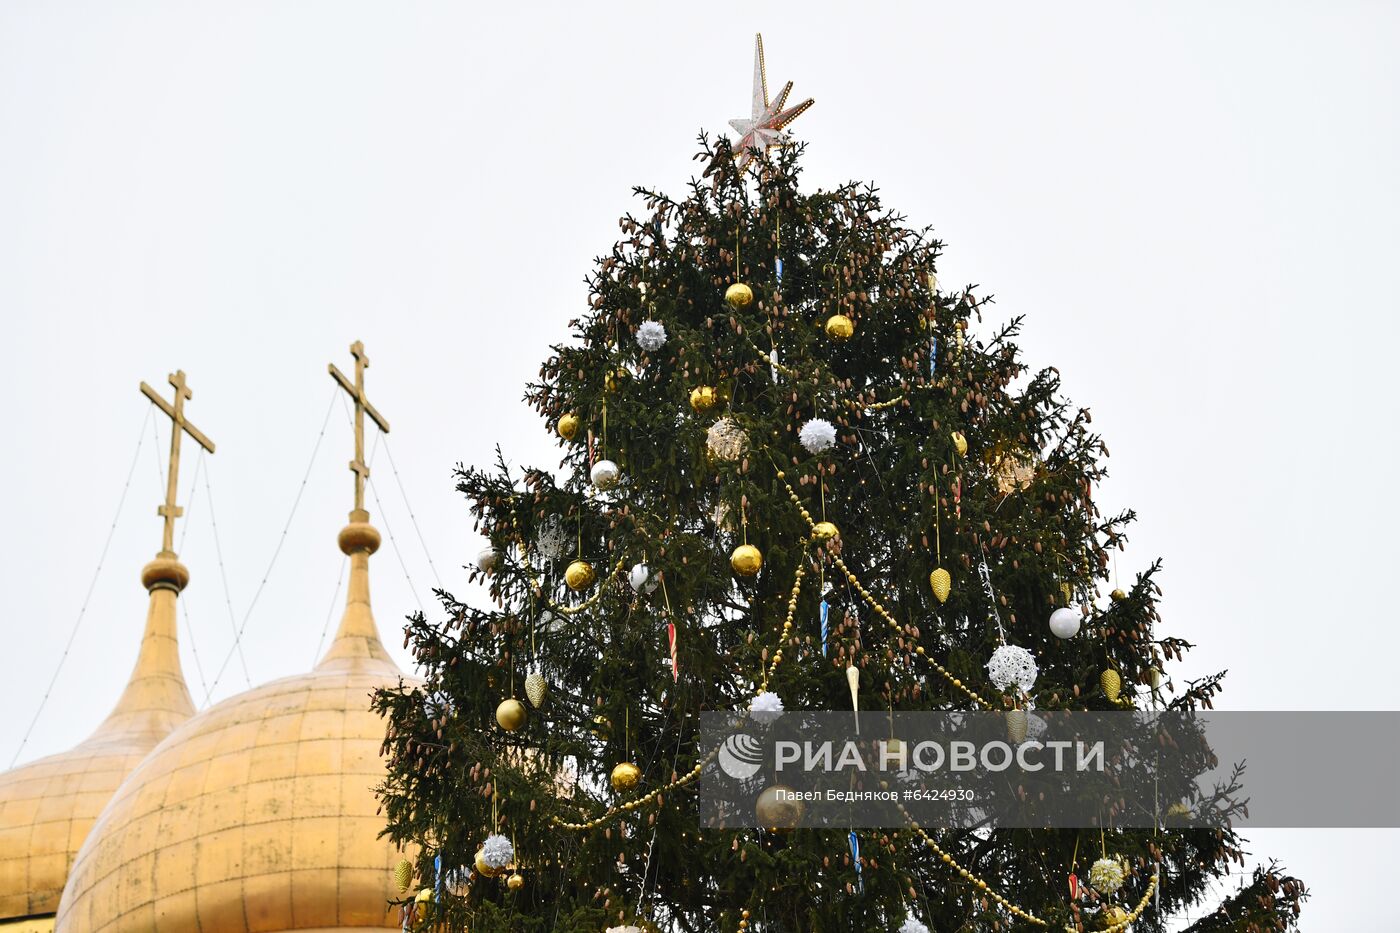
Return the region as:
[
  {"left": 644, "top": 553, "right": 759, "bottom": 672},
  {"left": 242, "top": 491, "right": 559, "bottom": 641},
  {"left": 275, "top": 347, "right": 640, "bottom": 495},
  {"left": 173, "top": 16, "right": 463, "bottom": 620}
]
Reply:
[
  {"left": 551, "top": 749, "right": 718, "bottom": 831},
  {"left": 521, "top": 553, "right": 628, "bottom": 617},
  {"left": 777, "top": 471, "right": 993, "bottom": 710},
  {"left": 763, "top": 544, "right": 808, "bottom": 689}
]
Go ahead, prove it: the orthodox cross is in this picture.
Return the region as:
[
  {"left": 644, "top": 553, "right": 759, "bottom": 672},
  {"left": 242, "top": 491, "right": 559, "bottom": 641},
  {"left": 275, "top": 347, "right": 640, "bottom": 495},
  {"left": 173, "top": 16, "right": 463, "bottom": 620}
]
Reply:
[
  {"left": 329, "top": 341, "right": 390, "bottom": 514},
  {"left": 140, "top": 370, "right": 216, "bottom": 554}
]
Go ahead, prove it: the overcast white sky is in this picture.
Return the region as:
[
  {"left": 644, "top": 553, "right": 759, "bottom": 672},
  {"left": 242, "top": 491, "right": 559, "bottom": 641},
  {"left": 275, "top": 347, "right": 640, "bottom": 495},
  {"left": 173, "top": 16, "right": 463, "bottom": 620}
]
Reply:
[{"left": 1, "top": 1, "right": 1396, "bottom": 927}]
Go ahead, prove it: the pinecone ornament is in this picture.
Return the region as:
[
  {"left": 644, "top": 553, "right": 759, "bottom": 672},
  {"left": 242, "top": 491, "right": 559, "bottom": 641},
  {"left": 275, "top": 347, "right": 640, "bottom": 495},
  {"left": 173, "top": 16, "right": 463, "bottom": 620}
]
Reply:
[
  {"left": 929, "top": 568, "right": 952, "bottom": 604},
  {"left": 1101, "top": 668, "right": 1123, "bottom": 703},
  {"left": 393, "top": 858, "right": 413, "bottom": 893},
  {"left": 1005, "top": 709, "right": 1028, "bottom": 744},
  {"left": 524, "top": 672, "right": 549, "bottom": 709}
]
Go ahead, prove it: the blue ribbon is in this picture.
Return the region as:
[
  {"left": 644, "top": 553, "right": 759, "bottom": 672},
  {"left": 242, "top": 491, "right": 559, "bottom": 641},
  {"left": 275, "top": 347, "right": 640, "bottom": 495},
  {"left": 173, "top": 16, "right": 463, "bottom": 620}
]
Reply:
[
  {"left": 929, "top": 336, "right": 938, "bottom": 376},
  {"left": 849, "top": 830, "right": 863, "bottom": 893},
  {"left": 775, "top": 257, "right": 784, "bottom": 283},
  {"left": 433, "top": 854, "right": 441, "bottom": 897},
  {"left": 820, "top": 599, "right": 830, "bottom": 657}
]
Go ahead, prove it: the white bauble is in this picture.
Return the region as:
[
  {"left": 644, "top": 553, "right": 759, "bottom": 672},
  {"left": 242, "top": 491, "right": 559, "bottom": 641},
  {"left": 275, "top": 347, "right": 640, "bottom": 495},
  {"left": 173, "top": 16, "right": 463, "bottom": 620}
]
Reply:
[
  {"left": 475, "top": 547, "right": 500, "bottom": 574},
  {"left": 629, "top": 562, "right": 658, "bottom": 594},
  {"left": 590, "top": 459, "right": 621, "bottom": 490},
  {"left": 636, "top": 320, "right": 667, "bottom": 352},
  {"left": 1048, "top": 607, "right": 1081, "bottom": 639},
  {"left": 799, "top": 418, "right": 837, "bottom": 454}
]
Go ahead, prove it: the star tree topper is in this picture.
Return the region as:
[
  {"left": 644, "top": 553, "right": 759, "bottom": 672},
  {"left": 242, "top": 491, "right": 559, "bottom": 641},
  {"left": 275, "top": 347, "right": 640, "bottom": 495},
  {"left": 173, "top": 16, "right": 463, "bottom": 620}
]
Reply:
[{"left": 728, "top": 33, "right": 814, "bottom": 170}]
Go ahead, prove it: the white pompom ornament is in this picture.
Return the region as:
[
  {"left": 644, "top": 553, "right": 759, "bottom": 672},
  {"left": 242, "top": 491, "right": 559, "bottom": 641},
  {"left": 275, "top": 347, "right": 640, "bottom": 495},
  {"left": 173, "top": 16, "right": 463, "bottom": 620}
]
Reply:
[
  {"left": 799, "top": 418, "right": 837, "bottom": 454},
  {"left": 480, "top": 833, "right": 514, "bottom": 871},
  {"left": 590, "top": 459, "right": 621, "bottom": 490},
  {"left": 898, "top": 918, "right": 931, "bottom": 933},
  {"left": 750, "top": 690, "right": 784, "bottom": 722},
  {"left": 636, "top": 320, "right": 667, "bottom": 352},
  {"left": 475, "top": 547, "right": 500, "bottom": 574},
  {"left": 1090, "top": 857, "right": 1126, "bottom": 895},
  {"left": 1049, "top": 607, "right": 1081, "bottom": 639},
  {"left": 986, "top": 644, "right": 1038, "bottom": 693},
  {"left": 628, "top": 562, "right": 658, "bottom": 594}
]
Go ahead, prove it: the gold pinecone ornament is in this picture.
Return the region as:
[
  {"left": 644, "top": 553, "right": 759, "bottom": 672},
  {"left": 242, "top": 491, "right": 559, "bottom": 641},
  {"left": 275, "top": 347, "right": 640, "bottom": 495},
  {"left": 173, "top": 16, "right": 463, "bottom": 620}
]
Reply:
[
  {"left": 524, "top": 671, "right": 548, "bottom": 708},
  {"left": 1005, "top": 709, "right": 1029, "bottom": 744},
  {"left": 1101, "top": 668, "right": 1123, "bottom": 703},
  {"left": 929, "top": 567, "right": 952, "bottom": 604},
  {"left": 393, "top": 858, "right": 414, "bottom": 894}
]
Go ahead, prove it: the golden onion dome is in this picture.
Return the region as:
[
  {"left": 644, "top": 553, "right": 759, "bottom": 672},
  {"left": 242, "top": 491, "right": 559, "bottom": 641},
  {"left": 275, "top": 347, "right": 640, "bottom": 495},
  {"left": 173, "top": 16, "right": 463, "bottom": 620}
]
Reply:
[
  {"left": 53, "top": 516, "right": 417, "bottom": 933},
  {"left": 0, "top": 553, "right": 196, "bottom": 922}
]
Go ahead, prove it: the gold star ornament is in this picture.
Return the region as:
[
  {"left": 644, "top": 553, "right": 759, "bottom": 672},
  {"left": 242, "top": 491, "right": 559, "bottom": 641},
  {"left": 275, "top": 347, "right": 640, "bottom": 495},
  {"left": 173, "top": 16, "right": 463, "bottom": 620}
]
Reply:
[{"left": 728, "top": 33, "right": 814, "bottom": 170}]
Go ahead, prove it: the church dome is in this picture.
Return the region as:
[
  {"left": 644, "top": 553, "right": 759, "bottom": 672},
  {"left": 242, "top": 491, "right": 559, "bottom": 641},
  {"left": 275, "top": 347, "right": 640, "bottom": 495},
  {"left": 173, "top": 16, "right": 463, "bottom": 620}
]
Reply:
[
  {"left": 0, "top": 555, "right": 196, "bottom": 921},
  {"left": 54, "top": 516, "right": 419, "bottom": 933}
]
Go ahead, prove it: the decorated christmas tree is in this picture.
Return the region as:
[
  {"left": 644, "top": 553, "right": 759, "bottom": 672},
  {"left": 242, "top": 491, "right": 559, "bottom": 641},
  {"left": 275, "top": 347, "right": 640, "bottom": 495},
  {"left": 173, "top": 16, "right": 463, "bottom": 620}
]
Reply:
[{"left": 374, "top": 37, "right": 1305, "bottom": 933}]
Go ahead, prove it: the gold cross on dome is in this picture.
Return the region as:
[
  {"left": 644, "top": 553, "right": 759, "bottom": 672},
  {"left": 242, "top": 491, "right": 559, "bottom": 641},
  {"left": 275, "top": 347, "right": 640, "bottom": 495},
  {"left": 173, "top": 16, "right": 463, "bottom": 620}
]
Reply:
[
  {"left": 140, "top": 370, "right": 216, "bottom": 554},
  {"left": 329, "top": 340, "right": 390, "bottom": 514}
]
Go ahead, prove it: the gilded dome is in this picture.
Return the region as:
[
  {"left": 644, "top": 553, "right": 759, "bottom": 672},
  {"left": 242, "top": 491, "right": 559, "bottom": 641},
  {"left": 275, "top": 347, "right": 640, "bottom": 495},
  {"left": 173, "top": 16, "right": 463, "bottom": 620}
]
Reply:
[
  {"left": 0, "top": 556, "right": 196, "bottom": 921},
  {"left": 54, "top": 520, "right": 418, "bottom": 933}
]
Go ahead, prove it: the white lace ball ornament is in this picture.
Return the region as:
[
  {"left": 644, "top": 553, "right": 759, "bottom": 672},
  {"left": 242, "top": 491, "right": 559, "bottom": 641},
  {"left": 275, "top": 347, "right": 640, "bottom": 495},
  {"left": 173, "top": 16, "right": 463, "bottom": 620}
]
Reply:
[
  {"left": 898, "top": 918, "right": 931, "bottom": 933},
  {"left": 636, "top": 320, "right": 667, "bottom": 352},
  {"left": 629, "top": 562, "right": 658, "bottom": 594},
  {"left": 799, "top": 418, "right": 837, "bottom": 454},
  {"left": 475, "top": 547, "right": 499, "bottom": 574},
  {"left": 590, "top": 459, "right": 621, "bottom": 490},
  {"left": 1090, "top": 857, "right": 1126, "bottom": 895},
  {"left": 986, "top": 644, "right": 1038, "bottom": 692},
  {"left": 1049, "top": 607, "right": 1081, "bottom": 639},
  {"left": 706, "top": 417, "right": 747, "bottom": 461},
  {"left": 480, "top": 833, "right": 514, "bottom": 870}
]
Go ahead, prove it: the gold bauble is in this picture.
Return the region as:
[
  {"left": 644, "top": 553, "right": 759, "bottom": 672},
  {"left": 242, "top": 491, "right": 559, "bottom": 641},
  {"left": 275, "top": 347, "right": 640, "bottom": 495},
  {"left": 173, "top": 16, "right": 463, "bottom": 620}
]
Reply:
[
  {"left": 1005, "top": 709, "right": 1029, "bottom": 744},
  {"left": 1165, "top": 801, "right": 1192, "bottom": 819},
  {"left": 1101, "top": 669, "right": 1123, "bottom": 703},
  {"left": 725, "top": 282, "right": 754, "bottom": 308},
  {"left": 495, "top": 698, "right": 528, "bottom": 732},
  {"left": 811, "top": 521, "right": 839, "bottom": 541},
  {"left": 610, "top": 760, "right": 642, "bottom": 793},
  {"left": 475, "top": 848, "right": 505, "bottom": 878},
  {"left": 1102, "top": 905, "right": 1129, "bottom": 926},
  {"left": 506, "top": 872, "right": 524, "bottom": 891},
  {"left": 754, "top": 784, "right": 805, "bottom": 832},
  {"left": 950, "top": 431, "right": 968, "bottom": 457},
  {"left": 524, "top": 672, "right": 549, "bottom": 708},
  {"left": 1110, "top": 587, "right": 1127, "bottom": 602},
  {"left": 557, "top": 412, "right": 580, "bottom": 441},
  {"left": 415, "top": 887, "right": 433, "bottom": 906},
  {"left": 929, "top": 567, "right": 951, "bottom": 604},
  {"left": 564, "top": 558, "right": 596, "bottom": 590},
  {"left": 393, "top": 858, "right": 413, "bottom": 893},
  {"left": 605, "top": 366, "right": 630, "bottom": 393},
  {"left": 824, "top": 313, "right": 854, "bottom": 342},
  {"left": 730, "top": 543, "right": 763, "bottom": 577},
  {"left": 689, "top": 385, "right": 719, "bottom": 414}
]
